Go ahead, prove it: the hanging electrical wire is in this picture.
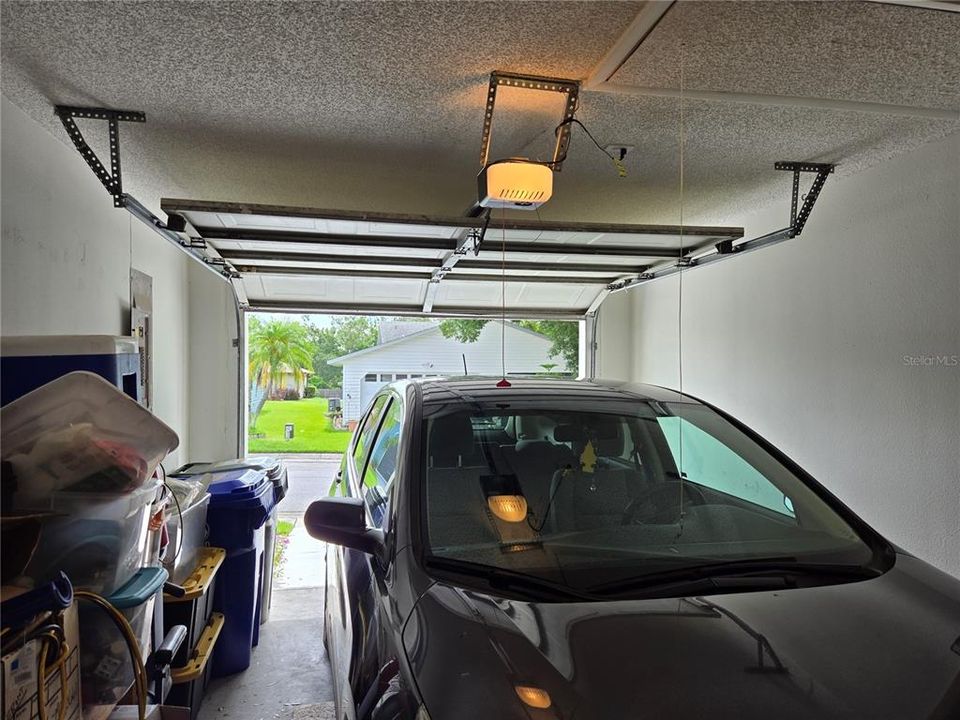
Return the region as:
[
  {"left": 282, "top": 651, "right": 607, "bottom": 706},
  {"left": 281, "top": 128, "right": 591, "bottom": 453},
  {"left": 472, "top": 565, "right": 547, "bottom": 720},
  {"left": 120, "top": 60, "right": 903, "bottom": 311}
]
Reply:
[{"left": 550, "top": 117, "right": 628, "bottom": 177}]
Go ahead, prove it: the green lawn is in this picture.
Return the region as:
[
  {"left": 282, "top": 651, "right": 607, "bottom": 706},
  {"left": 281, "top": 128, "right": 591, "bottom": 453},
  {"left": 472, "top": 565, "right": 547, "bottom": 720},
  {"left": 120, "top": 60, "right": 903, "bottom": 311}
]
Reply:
[{"left": 248, "top": 397, "right": 351, "bottom": 453}]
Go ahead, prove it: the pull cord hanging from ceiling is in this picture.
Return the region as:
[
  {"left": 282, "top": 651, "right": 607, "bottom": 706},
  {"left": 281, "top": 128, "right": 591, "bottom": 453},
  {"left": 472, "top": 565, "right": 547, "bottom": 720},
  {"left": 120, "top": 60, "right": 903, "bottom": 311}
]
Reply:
[
  {"left": 497, "top": 208, "right": 511, "bottom": 388},
  {"left": 675, "top": 37, "right": 688, "bottom": 542}
]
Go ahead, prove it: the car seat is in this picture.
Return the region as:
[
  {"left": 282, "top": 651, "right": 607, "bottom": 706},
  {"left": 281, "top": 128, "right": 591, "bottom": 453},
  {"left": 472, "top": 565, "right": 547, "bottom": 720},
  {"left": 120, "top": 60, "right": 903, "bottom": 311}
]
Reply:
[
  {"left": 425, "top": 413, "right": 496, "bottom": 551},
  {"left": 547, "top": 422, "right": 641, "bottom": 532}
]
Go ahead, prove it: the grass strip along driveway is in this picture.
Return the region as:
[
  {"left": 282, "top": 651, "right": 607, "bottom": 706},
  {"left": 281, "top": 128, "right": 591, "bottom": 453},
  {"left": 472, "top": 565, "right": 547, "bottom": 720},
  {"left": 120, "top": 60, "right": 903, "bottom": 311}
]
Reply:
[{"left": 248, "top": 397, "right": 351, "bottom": 453}]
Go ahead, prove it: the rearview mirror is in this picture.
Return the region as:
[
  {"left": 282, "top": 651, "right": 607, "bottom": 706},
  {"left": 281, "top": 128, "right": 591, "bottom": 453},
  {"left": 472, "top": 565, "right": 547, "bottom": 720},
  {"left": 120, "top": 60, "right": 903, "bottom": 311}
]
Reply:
[{"left": 305, "top": 497, "right": 384, "bottom": 556}]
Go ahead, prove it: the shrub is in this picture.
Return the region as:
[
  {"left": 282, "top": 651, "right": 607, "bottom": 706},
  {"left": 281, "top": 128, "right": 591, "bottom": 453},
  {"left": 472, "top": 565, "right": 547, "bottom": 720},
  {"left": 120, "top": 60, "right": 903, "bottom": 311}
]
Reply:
[
  {"left": 283, "top": 388, "right": 301, "bottom": 401},
  {"left": 303, "top": 385, "right": 317, "bottom": 398}
]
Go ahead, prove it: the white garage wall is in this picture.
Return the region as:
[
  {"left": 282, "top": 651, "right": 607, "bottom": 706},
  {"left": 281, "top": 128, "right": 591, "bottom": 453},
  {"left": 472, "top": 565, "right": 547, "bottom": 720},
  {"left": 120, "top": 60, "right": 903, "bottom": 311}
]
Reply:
[
  {"left": 1, "top": 95, "right": 240, "bottom": 467},
  {"left": 187, "top": 262, "right": 241, "bottom": 461},
  {"left": 598, "top": 132, "right": 960, "bottom": 577}
]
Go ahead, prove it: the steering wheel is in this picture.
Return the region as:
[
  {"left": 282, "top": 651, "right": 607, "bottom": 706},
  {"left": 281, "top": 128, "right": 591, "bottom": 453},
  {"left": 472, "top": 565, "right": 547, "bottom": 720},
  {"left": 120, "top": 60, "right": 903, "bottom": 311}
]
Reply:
[{"left": 621, "top": 481, "right": 707, "bottom": 525}]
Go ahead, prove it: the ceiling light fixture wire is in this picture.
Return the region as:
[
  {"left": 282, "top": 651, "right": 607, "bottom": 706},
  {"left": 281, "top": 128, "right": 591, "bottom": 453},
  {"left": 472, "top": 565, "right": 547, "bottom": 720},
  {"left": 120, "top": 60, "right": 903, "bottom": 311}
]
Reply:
[{"left": 550, "top": 117, "right": 627, "bottom": 177}]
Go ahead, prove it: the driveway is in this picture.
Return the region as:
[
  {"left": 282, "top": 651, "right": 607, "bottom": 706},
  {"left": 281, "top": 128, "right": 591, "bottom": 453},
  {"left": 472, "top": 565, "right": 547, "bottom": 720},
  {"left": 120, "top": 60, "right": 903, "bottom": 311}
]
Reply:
[
  {"left": 274, "top": 453, "right": 342, "bottom": 513},
  {"left": 272, "top": 454, "right": 342, "bottom": 589}
]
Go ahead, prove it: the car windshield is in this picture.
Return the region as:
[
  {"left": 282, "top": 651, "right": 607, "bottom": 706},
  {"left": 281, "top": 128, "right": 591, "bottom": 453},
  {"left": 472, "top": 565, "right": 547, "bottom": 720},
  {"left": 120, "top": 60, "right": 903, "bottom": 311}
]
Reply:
[{"left": 421, "top": 399, "right": 880, "bottom": 597}]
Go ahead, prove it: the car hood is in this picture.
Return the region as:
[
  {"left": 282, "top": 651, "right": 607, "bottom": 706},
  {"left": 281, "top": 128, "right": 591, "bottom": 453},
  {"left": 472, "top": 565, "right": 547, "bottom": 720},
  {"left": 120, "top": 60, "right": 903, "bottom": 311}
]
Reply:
[{"left": 402, "top": 555, "right": 960, "bottom": 720}]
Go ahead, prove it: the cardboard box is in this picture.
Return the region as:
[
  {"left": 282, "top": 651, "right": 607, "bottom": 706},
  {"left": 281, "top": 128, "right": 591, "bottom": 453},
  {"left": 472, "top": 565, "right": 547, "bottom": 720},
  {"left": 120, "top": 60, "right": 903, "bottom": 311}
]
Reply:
[
  {"left": 2, "top": 603, "right": 81, "bottom": 720},
  {"left": 106, "top": 706, "right": 189, "bottom": 720}
]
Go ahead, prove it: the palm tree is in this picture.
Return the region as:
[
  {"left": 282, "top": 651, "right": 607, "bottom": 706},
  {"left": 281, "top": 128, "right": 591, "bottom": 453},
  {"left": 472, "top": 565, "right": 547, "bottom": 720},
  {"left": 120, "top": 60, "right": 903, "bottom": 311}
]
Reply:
[{"left": 248, "top": 320, "right": 314, "bottom": 423}]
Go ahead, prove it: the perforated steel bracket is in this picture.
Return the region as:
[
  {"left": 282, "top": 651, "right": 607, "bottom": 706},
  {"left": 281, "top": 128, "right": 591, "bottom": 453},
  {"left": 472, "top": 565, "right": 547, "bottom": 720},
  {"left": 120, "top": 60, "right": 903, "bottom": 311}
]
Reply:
[
  {"left": 479, "top": 72, "right": 580, "bottom": 171},
  {"left": 775, "top": 161, "right": 835, "bottom": 238},
  {"left": 54, "top": 106, "right": 146, "bottom": 208}
]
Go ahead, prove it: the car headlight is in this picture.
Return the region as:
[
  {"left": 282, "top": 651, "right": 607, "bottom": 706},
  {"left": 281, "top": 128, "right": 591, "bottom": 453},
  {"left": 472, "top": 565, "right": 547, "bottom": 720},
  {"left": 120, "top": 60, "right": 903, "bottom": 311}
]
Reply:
[{"left": 415, "top": 704, "right": 431, "bottom": 720}]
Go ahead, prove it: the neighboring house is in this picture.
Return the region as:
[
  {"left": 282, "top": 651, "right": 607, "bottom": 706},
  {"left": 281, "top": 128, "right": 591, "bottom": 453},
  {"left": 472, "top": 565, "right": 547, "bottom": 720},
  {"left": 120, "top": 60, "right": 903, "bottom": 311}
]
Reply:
[
  {"left": 270, "top": 363, "right": 312, "bottom": 398},
  {"left": 328, "top": 321, "right": 568, "bottom": 423}
]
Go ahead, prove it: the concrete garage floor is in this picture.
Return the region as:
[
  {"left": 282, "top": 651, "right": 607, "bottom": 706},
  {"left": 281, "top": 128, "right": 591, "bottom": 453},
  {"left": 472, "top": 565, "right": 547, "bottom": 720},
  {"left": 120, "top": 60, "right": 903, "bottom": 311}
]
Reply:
[{"left": 197, "top": 456, "right": 342, "bottom": 720}]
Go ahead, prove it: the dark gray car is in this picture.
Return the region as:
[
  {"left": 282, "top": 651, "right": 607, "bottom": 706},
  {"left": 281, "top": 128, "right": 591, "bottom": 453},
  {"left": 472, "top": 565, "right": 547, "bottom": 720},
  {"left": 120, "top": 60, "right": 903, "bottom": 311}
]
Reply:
[{"left": 307, "top": 378, "right": 960, "bottom": 720}]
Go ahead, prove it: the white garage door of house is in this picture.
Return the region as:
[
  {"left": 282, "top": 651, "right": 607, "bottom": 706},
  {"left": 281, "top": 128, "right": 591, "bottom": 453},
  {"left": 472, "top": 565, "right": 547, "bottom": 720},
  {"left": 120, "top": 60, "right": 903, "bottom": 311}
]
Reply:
[{"left": 161, "top": 198, "right": 743, "bottom": 319}]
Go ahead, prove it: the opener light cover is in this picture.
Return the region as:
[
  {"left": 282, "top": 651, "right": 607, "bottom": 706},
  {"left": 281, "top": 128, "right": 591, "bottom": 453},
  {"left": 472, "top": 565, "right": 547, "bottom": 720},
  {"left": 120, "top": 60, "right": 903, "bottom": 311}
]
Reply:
[
  {"left": 478, "top": 160, "right": 553, "bottom": 210},
  {"left": 487, "top": 494, "right": 528, "bottom": 523},
  {"left": 515, "top": 686, "right": 552, "bottom": 709}
]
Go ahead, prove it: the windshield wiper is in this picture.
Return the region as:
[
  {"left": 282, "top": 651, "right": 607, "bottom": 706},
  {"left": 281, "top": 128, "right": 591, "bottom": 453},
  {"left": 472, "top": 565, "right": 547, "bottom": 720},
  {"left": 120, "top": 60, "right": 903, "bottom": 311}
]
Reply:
[
  {"left": 424, "top": 556, "right": 596, "bottom": 602},
  {"left": 588, "top": 557, "right": 880, "bottom": 596}
]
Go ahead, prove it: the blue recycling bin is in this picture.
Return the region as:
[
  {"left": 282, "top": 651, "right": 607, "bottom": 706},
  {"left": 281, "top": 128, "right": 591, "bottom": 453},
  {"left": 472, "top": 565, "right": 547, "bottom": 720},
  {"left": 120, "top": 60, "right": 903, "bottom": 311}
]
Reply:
[
  {"left": 174, "top": 458, "right": 288, "bottom": 624},
  {"left": 204, "top": 469, "right": 274, "bottom": 677}
]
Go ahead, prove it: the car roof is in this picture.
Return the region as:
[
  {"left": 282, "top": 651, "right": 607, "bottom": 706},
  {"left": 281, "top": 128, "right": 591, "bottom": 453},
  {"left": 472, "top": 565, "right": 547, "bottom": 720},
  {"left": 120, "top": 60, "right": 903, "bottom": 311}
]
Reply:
[{"left": 391, "top": 376, "right": 694, "bottom": 407}]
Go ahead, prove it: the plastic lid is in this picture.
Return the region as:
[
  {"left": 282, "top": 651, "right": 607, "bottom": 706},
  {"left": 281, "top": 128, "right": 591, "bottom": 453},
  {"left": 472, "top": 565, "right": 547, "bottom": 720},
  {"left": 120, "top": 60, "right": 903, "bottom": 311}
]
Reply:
[
  {"left": 206, "top": 468, "right": 268, "bottom": 497},
  {"left": 175, "top": 457, "right": 281, "bottom": 476},
  {"left": 1, "top": 372, "right": 179, "bottom": 489},
  {"left": 246, "top": 456, "right": 281, "bottom": 472},
  {"left": 209, "top": 475, "right": 275, "bottom": 514},
  {"left": 107, "top": 566, "right": 168, "bottom": 608},
  {"left": 1, "top": 335, "right": 140, "bottom": 357}
]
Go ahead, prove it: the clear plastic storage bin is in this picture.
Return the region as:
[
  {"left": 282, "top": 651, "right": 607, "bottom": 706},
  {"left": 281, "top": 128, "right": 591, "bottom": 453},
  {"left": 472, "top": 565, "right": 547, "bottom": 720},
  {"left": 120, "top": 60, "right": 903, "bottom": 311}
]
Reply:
[
  {"left": 163, "top": 493, "right": 211, "bottom": 585},
  {"left": 23, "top": 480, "right": 161, "bottom": 595},
  {"left": 79, "top": 567, "right": 167, "bottom": 720},
  {"left": 1, "top": 371, "right": 179, "bottom": 506}
]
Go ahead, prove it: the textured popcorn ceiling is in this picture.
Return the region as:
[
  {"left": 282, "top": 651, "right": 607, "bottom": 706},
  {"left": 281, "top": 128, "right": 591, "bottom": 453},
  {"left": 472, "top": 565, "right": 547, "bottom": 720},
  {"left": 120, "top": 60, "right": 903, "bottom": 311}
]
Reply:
[
  {"left": 613, "top": 0, "right": 960, "bottom": 110},
  {"left": 1, "top": 0, "right": 958, "bottom": 227}
]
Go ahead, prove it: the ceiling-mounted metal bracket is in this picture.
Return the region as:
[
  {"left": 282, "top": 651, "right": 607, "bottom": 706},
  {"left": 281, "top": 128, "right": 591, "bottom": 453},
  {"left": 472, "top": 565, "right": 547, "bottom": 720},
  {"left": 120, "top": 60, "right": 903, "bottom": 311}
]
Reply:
[
  {"left": 471, "top": 210, "right": 492, "bottom": 256},
  {"left": 54, "top": 105, "right": 146, "bottom": 208},
  {"left": 479, "top": 71, "right": 580, "bottom": 170},
  {"left": 775, "top": 161, "right": 835, "bottom": 238},
  {"left": 715, "top": 238, "right": 739, "bottom": 255}
]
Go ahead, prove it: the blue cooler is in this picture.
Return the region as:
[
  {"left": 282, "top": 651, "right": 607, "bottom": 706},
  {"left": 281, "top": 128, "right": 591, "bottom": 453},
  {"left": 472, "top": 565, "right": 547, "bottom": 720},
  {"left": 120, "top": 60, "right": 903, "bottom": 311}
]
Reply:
[
  {"left": 204, "top": 469, "right": 274, "bottom": 677},
  {"left": 1, "top": 335, "right": 141, "bottom": 406}
]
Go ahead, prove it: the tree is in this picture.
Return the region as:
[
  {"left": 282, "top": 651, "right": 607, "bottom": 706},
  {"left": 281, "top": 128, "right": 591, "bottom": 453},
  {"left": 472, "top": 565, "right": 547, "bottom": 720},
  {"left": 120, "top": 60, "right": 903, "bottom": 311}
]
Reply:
[
  {"left": 438, "top": 319, "right": 486, "bottom": 343},
  {"left": 248, "top": 319, "right": 315, "bottom": 399},
  {"left": 437, "top": 319, "right": 579, "bottom": 371},
  {"left": 517, "top": 320, "right": 579, "bottom": 370},
  {"left": 304, "top": 316, "right": 379, "bottom": 389}
]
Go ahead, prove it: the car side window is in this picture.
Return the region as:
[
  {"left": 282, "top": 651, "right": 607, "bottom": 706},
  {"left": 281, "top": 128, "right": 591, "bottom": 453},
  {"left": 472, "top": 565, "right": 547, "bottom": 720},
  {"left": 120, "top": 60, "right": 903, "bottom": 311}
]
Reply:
[
  {"left": 362, "top": 399, "right": 402, "bottom": 528},
  {"left": 657, "top": 416, "right": 796, "bottom": 517},
  {"left": 352, "top": 395, "right": 388, "bottom": 475},
  {"left": 328, "top": 453, "right": 351, "bottom": 497}
]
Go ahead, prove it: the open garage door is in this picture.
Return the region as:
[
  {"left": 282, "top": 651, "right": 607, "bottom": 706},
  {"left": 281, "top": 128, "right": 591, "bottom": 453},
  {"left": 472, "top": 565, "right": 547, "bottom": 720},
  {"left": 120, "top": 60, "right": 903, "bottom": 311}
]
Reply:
[{"left": 161, "top": 199, "right": 743, "bottom": 319}]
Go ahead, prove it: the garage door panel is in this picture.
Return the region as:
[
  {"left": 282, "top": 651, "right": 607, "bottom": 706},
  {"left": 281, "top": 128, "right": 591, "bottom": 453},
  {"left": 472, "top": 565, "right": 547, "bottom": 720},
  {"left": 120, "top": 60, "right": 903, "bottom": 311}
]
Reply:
[
  {"left": 491, "top": 228, "right": 706, "bottom": 249},
  {"left": 258, "top": 275, "right": 344, "bottom": 299},
  {"left": 163, "top": 199, "right": 742, "bottom": 317},
  {"left": 453, "top": 268, "right": 617, "bottom": 280},
  {"left": 181, "top": 210, "right": 462, "bottom": 240},
  {"left": 354, "top": 279, "right": 428, "bottom": 302},
  {"left": 212, "top": 239, "right": 447, "bottom": 261},
  {"left": 228, "top": 257, "right": 442, "bottom": 271},
  {"left": 241, "top": 275, "right": 267, "bottom": 300},
  {"left": 469, "top": 250, "right": 646, "bottom": 265},
  {"left": 516, "top": 284, "right": 593, "bottom": 307},
  {"left": 253, "top": 275, "right": 426, "bottom": 304},
  {"left": 435, "top": 280, "right": 590, "bottom": 310}
]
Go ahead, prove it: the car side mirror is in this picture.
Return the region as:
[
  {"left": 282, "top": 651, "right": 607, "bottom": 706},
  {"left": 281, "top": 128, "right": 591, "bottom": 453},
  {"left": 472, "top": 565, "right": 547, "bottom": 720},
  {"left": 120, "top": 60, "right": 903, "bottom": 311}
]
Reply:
[{"left": 305, "top": 496, "right": 385, "bottom": 556}]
